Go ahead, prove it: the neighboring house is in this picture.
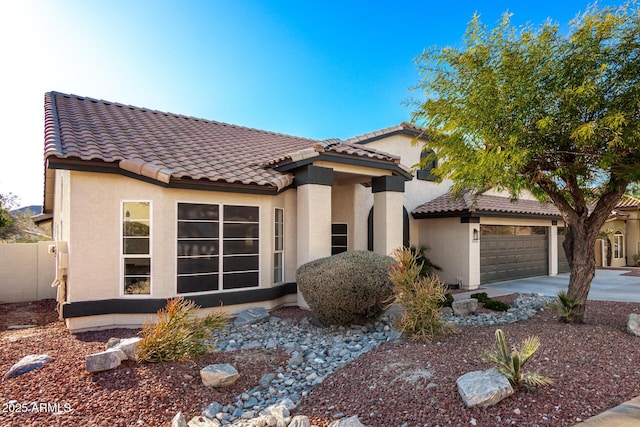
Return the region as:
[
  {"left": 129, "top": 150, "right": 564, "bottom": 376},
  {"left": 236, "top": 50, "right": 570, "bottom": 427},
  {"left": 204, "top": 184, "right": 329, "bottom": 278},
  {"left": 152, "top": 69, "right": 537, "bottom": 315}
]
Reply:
[
  {"left": 595, "top": 195, "right": 640, "bottom": 268},
  {"left": 42, "top": 91, "right": 570, "bottom": 331}
]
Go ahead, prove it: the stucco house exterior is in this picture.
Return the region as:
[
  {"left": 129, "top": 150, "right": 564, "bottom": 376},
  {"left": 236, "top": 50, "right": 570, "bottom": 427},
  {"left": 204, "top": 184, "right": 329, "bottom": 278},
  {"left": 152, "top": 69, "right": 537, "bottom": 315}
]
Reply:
[
  {"left": 42, "top": 91, "right": 574, "bottom": 331},
  {"left": 595, "top": 195, "right": 640, "bottom": 268}
]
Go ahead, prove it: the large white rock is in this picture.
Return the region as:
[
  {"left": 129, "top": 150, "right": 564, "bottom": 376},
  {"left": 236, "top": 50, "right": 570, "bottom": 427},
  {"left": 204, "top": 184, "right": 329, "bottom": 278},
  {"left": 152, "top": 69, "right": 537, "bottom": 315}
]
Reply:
[
  {"left": 289, "top": 416, "right": 311, "bottom": 427},
  {"left": 85, "top": 348, "right": 128, "bottom": 373},
  {"left": 111, "top": 337, "right": 142, "bottom": 360},
  {"left": 3, "top": 354, "right": 54, "bottom": 379},
  {"left": 172, "top": 412, "right": 187, "bottom": 427},
  {"left": 456, "top": 368, "right": 514, "bottom": 407},
  {"left": 628, "top": 313, "right": 640, "bottom": 337},
  {"left": 452, "top": 298, "right": 478, "bottom": 316},
  {"left": 200, "top": 363, "right": 239, "bottom": 387}
]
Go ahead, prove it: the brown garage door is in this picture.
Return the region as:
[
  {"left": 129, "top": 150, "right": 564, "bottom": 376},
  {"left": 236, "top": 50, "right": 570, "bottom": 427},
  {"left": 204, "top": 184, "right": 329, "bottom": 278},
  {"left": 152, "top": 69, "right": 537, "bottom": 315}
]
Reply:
[{"left": 480, "top": 225, "right": 549, "bottom": 284}]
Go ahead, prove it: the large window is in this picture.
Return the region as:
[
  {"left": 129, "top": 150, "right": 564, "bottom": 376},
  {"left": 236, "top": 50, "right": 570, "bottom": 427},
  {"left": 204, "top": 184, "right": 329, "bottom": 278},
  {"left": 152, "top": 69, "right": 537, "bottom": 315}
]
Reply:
[
  {"left": 417, "top": 149, "right": 438, "bottom": 181},
  {"left": 122, "top": 201, "right": 151, "bottom": 295},
  {"left": 274, "top": 208, "right": 284, "bottom": 283},
  {"left": 177, "top": 203, "right": 259, "bottom": 293},
  {"left": 614, "top": 231, "right": 624, "bottom": 259}
]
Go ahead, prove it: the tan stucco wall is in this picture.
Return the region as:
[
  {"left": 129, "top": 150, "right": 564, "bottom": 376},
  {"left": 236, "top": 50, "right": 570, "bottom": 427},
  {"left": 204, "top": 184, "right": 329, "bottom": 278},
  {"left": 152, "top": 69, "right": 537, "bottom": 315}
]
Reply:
[
  {"left": 0, "top": 241, "right": 56, "bottom": 303},
  {"left": 599, "top": 218, "right": 629, "bottom": 267},
  {"left": 331, "top": 184, "right": 356, "bottom": 250},
  {"left": 61, "top": 171, "right": 296, "bottom": 304}
]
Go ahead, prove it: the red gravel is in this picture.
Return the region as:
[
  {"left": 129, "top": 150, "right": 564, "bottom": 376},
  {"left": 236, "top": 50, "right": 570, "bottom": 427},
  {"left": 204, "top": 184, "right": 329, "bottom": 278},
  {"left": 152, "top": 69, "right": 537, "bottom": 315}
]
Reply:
[{"left": 1, "top": 299, "right": 640, "bottom": 427}]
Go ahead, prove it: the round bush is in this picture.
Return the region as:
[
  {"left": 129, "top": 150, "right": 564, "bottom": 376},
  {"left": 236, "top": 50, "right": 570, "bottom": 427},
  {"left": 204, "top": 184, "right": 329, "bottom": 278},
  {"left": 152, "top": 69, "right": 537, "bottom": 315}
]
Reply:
[{"left": 297, "top": 250, "right": 395, "bottom": 325}]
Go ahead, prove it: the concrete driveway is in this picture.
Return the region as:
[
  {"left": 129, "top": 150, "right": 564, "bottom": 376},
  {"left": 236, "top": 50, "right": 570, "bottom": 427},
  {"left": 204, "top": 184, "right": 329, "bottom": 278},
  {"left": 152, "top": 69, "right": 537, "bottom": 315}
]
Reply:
[{"left": 474, "top": 268, "right": 640, "bottom": 303}]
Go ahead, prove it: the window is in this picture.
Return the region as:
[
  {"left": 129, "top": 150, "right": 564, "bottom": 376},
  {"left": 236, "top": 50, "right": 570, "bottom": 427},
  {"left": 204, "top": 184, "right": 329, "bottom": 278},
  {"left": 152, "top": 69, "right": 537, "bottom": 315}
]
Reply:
[
  {"left": 417, "top": 149, "right": 438, "bottom": 181},
  {"left": 614, "top": 231, "right": 624, "bottom": 259},
  {"left": 274, "top": 208, "right": 284, "bottom": 283},
  {"left": 331, "top": 223, "right": 348, "bottom": 255},
  {"left": 122, "top": 201, "right": 151, "bottom": 295},
  {"left": 177, "top": 203, "right": 259, "bottom": 294}
]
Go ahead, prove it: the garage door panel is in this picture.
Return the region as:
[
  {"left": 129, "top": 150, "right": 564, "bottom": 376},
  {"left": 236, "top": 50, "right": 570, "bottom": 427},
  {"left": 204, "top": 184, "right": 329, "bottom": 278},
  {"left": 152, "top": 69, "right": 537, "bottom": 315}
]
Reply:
[{"left": 480, "top": 226, "right": 549, "bottom": 284}]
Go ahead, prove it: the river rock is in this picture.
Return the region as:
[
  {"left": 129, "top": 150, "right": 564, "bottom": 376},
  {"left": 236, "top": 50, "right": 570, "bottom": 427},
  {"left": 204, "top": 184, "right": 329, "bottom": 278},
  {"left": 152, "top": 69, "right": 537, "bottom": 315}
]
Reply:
[
  {"left": 456, "top": 368, "right": 514, "bottom": 407},
  {"left": 233, "top": 307, "right": 269, "bottom": 327},
  {"left": 201, "top": 363, "right": 239, "bottom": 387},
  {"left": 3, "top": 354, "right": 54, "bottom": 379},
  {"left": 628, "top": 313, "right": 640, "bottom": 337}
]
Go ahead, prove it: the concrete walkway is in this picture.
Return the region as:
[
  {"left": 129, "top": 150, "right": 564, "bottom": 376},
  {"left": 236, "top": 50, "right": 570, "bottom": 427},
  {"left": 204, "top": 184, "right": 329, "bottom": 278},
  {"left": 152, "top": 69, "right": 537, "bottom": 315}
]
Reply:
[{"left": 452, "top": 268, "right": 640, "bottom": 426}]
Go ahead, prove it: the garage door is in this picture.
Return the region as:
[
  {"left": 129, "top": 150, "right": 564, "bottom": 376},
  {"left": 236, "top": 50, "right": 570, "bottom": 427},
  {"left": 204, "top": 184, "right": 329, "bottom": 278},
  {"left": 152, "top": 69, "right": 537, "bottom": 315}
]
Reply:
[
  {"left": 480, "top": 225, "right": 549, "bottom": 284},
  {"left": 557, "top": 227, "right": 570, "bottom": 273}
]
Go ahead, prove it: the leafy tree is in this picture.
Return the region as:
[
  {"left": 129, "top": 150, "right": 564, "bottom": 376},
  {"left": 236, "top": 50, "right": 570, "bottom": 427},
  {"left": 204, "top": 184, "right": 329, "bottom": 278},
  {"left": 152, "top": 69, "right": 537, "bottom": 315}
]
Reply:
[
  {"left": 0, "top": 193, "right": 17, "bottom": 230},
  {"left": 411, "top": 2, "right": 640, "bottom": 322}
]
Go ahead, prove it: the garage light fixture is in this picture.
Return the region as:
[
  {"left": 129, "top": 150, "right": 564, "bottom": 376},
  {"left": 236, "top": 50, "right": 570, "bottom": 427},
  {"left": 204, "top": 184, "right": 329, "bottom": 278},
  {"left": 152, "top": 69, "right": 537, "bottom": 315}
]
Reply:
[{"left": 473, "top": 228, "right": 479, "bottom": 241}]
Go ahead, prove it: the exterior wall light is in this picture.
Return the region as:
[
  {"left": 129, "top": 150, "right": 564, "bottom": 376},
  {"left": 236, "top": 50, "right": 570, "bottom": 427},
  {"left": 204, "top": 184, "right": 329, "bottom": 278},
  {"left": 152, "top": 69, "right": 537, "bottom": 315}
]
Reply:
[{"left": 473, "top": 228, "right": 479, "bottom": 242}]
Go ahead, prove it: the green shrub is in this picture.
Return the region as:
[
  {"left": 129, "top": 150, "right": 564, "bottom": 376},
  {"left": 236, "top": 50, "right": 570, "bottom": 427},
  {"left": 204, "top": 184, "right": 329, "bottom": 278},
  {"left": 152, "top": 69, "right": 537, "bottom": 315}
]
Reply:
[
  {"left": 136, "top": 297, "right": 227, "bottom": 363},
  {"left": 483, "top": 299, "right": 510, "bottom": 312},
  {"left": 297, "top": 250, "right": 395, "bottom": 325},
  {"left": 482, "top": 329, "right": 553, "bottom": 389},
  {"left": 438, "top": 293, "right": 454, "bottom": 308},
  {"left": 470, "top": 292, "right": 490, "bottom": 303},
  {"left": 388, "top": 247, "right": 454, "bottom": 340}
]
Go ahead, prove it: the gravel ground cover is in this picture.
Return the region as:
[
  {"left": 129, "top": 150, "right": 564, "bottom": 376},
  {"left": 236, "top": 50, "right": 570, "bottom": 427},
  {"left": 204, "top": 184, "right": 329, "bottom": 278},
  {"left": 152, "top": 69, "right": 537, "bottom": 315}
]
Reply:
[{"left": 1, "top": 297, "right": 639, "bottom": 427}]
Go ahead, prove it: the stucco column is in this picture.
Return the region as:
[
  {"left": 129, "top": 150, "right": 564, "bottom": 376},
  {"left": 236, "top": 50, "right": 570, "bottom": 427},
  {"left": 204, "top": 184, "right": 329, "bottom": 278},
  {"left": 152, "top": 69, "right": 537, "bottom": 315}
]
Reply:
[
  {"left": 372, "top": 176, "right": 405, "bottom": 255},
  {"left": 549, "top": 221, "right": 558, "bottom": 276},
  {"left": 296, "top": 165, "right": 333, "bottom": 308},
  {"left": 467, "top": 220, "right": 481, "bottom": 289}
]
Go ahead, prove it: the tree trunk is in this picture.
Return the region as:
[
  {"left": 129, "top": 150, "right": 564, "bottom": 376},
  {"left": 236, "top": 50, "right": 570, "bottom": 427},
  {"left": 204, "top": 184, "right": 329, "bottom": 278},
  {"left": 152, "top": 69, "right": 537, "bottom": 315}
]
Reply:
[{"left": 563, "top": 221, "right": 597, "bottom": 322}]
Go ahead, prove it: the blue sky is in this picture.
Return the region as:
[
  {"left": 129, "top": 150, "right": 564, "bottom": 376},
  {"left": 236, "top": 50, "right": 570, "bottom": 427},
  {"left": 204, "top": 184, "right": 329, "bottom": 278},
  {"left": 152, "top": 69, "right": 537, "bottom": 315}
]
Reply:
[{"left": 0, "top": 0, "right": 625, "bottom": 207}]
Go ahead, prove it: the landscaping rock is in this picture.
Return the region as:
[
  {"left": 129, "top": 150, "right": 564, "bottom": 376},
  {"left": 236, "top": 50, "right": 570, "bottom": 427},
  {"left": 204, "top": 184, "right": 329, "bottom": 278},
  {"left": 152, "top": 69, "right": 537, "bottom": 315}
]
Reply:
[
  {"left": 452, "top": 298, "right": 478, "bottom": 316},
  {"left": 85, "top": 348, "right": 127, "bottom": 373},
  {"left": 328, "top": 415, "right": 367, "bottom": 427},
  {"left": 111, "top": 337, "right": 142, "bottom": 360},
  {"left": 289, "top": 416, "right": 311, "bottom": 427},
  {"left": 456, "top": 368, "right": 514, "bottom": 407},
  {"left": 187, "top": 416, "right": 221, "bottom": 427},
  {"left": 628, "top": 313, "right": 640, "bottom": 337},
  {"left": 233, "top": 307, "right": 269, "bottom": 327},
  {"left": 3, "top": 354, "right": 54, "bottom": 379},
  {"left": 202, "top": 401, "right": 223, "bottom": 419},
  {"left": 200, "top": 363, "right": 239, "bottom": 387},
  {"left": 172, "top": 412, "right": 188, "bottom": 427}
]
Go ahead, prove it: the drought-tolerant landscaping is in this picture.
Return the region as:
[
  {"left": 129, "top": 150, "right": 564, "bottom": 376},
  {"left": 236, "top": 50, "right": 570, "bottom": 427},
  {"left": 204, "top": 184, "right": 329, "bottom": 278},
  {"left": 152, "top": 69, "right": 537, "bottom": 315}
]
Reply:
[{"left": 1, "top": 295, "right": 639, "bottom": 426}]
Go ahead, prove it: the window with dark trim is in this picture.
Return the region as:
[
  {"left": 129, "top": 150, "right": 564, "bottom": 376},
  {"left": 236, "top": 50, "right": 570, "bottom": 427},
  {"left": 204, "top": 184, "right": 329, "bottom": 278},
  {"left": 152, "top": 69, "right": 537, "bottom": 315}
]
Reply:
[
  {"left": 614, "top": 231, "right": 624, "bottom": 259},
  {"left": 274, "top": 208, "right": 284, "bottom": 283},
  {"left": 331, "top": 223, "right": 348, "bottom": 255},
  {"left": 417, "top": 149, "right": 438, "bottom": 181},
  {"left": 177, "top": 203, "right": 259, "bottom": 293},
  {"left": 122, "top": 201, "right": 151, "bottom": 295}
]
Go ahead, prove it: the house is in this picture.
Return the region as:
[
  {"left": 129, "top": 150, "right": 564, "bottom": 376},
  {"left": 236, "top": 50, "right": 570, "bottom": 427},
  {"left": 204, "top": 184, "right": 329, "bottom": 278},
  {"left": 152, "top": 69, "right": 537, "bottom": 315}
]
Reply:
[
  {"left": 42, "top": 91, "right": 571, "bottom": 331},
  {"left": 595, "top": 195, "right": 640, "bottom": 268}
]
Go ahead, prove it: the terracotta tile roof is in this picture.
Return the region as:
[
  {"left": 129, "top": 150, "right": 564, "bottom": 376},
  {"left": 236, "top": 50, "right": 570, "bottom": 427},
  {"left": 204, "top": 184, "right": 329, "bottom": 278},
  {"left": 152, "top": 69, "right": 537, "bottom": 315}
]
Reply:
[
  {"left": 266, "top": 140, "right": 402, "bottom": 165},
  {"left": 44, "top": 92, "right": 327, "bottom": 190},
  {"left": 344, "top": 122, "right": 427, "bottom": 145},
  {"left": 616, "top": 195, "right": 640, "bottom": 209},
  {"left": 412, "top": 192, "right": 562, "bottom": 218}
]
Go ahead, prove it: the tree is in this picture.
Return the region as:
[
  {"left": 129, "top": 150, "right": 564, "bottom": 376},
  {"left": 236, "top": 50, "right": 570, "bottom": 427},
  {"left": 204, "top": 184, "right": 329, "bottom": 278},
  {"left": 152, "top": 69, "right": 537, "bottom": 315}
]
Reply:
[
  {"left": 411, "top": 2, "right": 640, "bottom": 322},
  {"left": 0, "top": 193, "right": 17, "bottom": 230}
]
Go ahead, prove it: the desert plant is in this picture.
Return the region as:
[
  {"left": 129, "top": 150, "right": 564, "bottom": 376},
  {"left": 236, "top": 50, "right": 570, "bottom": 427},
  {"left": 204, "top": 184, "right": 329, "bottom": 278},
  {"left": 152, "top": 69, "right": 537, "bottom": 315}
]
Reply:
[
  {"left": 470, "top": 292, "right": 490, "bottom": 304},
  {"left": 438, "top": 293, "right": 454, "bottom": 308},
  {"left": 546, "top": 290, "right": 583, "bottom": 323},
  {"left": 136, "top": 297, "right": 227, "bottom": 363},
  {"left": 633, "top": 253, "right": 640, "bottom": 266},
  {"left": 482, "top": 329, "right": 553, "bottom": 389},
  {"left": 408, "top": 244, "right": 442, "bottom": 277},
  {"left": 388, "top": 246, "right": 454, "bottom": 340},
  {"left": 297, "top": 251, "right": 395, "bottom": 325}
]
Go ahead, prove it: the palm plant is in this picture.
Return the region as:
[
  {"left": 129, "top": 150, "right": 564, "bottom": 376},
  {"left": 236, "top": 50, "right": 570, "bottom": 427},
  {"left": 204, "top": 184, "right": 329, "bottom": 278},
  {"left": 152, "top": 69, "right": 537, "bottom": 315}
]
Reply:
[
  {"left": 547, "top": 290, "right": 583, "bottom": 323},
  {"left": 482, "top": 329, "right": 553, "bottom": 389}
]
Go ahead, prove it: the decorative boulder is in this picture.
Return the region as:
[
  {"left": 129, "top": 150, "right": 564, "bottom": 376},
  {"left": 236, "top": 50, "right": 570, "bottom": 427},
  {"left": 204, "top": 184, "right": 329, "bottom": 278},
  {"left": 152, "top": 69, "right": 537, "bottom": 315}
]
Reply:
[
  {"left": 456, "top": 368, "right": 514, "bottom": 407},
  {"left": 172, "top": 412, "right": 188, "bottom": 427},
  {"left": 628, "top": 313, "right": 640, "bottom": 337},
  {"left": 85, "top": 348, "right": 128, "bottom": 373},
  {"left": 452, "top": 298, "right": 478, "bottom": 316},
  {"left": 200, "top": 363, "right": 239, "bottom": 387},
  {"left": 106, "top": 337, "right": 143, "bottom": 360},
  {"left": 289, "top": 416, "right": 312, "bottom": 427},
  {"left": 3, "top": 354, "right": 54, "bottom": 379}
]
